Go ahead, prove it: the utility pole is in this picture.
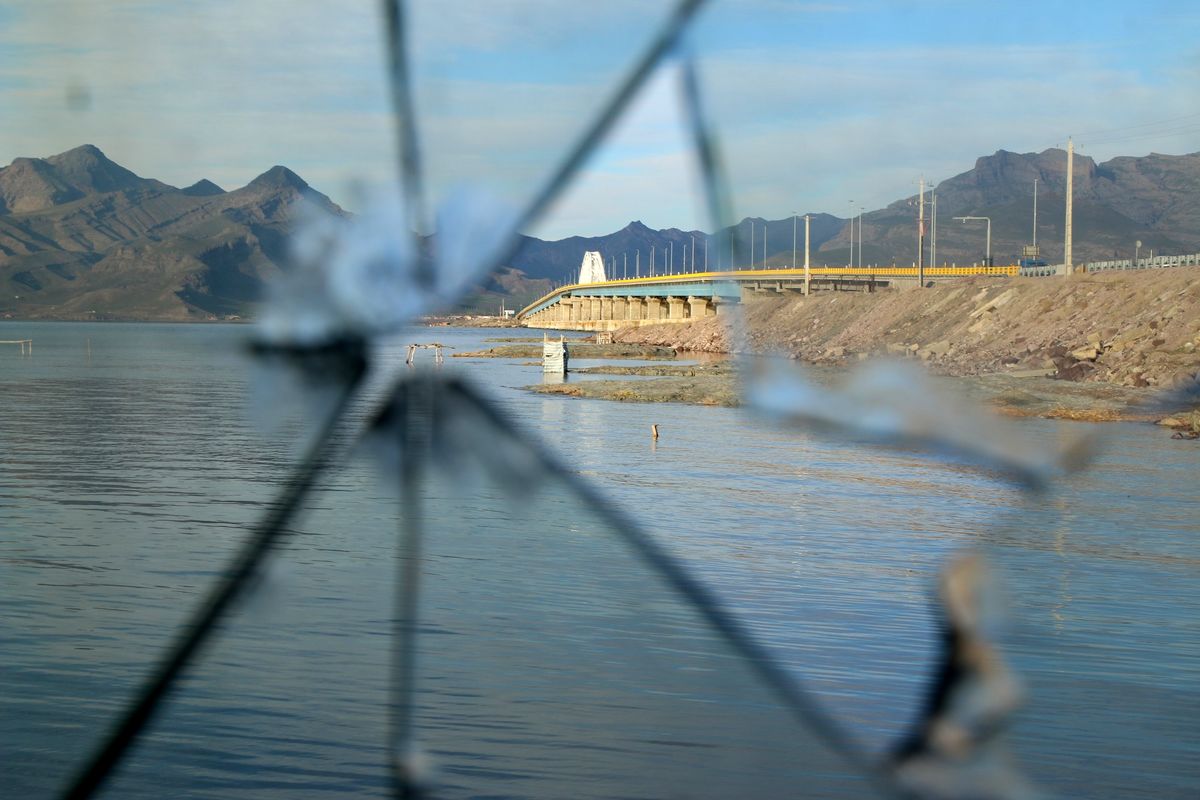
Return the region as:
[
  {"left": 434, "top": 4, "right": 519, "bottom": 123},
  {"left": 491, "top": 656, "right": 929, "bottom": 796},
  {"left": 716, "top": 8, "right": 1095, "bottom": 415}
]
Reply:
[
  {"left": 704, "top": 237, "right": 708, "bottom": 271},
  {"left": 1065, "top": 137, "right": 1074, "bottom": 274},
  {"left": 636, "top": 249, "right": 640, "bottom": 277},
  {"left": 762, "top": 222, "right": 767, "bottom": 268},
  {"left": 918, "top": 178, "right": 925, "bottom": 286},
  {"left": 623, "top": 252, "right": 627, "bottom": 279},
  {"left": 650, "top": 245, "right": 655, "bottom": 277},
  {"left": 691, "top": 234, "right": 695, "bottom": 272},
  {"left": 804, "top": 214, "right": 811, "bottom": 296}
]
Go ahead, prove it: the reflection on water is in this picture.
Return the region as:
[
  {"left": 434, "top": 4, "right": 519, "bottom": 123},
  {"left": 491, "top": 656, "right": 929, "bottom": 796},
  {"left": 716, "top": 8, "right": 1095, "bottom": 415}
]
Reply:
[{"left": 1, "top": 322, "right": 1198, "bottom": 798}]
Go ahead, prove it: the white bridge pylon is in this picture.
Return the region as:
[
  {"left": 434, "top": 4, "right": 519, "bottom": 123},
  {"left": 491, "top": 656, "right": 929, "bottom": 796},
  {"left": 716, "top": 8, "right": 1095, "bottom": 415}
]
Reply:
[{"left": 579, "top": 251, "right": 606, "bottom": 284}]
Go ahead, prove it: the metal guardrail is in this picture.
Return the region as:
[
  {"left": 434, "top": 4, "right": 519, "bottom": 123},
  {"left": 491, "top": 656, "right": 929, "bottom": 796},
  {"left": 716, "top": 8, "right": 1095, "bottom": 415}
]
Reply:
[
  {"left": 1084, "top": 252, "right": 1200, "bottom": 274},
  {"left": 1018, "top": 252, "right": 1200, "bottom": 278}
]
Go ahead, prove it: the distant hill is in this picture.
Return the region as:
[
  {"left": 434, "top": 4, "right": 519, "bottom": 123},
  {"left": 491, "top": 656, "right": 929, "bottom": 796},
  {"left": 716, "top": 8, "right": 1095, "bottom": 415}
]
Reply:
[
  {"left": 3, "top": 145, "right": 1197, "bottom": 320},
  {"left": 509, "top": 215, "right": 845, "bottom": 283},
  {"left": 506, "top": 148, "right": 1199, "bottom": 281},
  {"left": 0, "top": 145, "right": 342, "bottom": 320},
  {"left": 831, "top": 148, "right": 1200, "bottom": 268}
]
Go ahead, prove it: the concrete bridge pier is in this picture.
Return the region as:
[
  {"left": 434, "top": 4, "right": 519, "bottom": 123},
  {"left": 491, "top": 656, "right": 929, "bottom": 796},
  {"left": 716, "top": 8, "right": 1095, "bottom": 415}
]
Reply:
[
  {"left": 612, "top": 296, "right": 628, "bottom": 321},
  {"left": 688, "top": 296, "right": 714, "bottom": 318},
  {"left": 713, "top": 298, "right": 738, "bottom": 316},
  {"left": 667, "top": 296, "right": 687, "bottom": 320}
]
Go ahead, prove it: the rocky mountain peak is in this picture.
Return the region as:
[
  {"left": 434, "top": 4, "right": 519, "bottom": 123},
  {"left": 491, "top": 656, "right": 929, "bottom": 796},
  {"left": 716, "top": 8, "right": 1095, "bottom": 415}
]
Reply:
[
  {"left": 246, "top": 165, "right": 309, "bottom": 192},
  {"left": 43, "top": 143, "right": 145, "bottom": 195},
  {"left": 182, "top": 178, "right": 225, "bottom": 197}
]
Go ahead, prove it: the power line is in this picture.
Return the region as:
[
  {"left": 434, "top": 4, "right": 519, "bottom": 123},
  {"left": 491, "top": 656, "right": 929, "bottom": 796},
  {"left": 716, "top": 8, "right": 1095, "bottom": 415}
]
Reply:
[
  {"left": 1072, "top": 110, "right": 1200, "bottom": 139},
  {"left": 1082, "top": 121, "right": 1200, "bottom": 148}
]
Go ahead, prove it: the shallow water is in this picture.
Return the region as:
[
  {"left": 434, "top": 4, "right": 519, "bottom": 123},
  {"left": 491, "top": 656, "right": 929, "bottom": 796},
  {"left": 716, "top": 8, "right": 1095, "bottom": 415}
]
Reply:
[{"left": 0, "top": 321, "right": 1196, "bottom": 798}]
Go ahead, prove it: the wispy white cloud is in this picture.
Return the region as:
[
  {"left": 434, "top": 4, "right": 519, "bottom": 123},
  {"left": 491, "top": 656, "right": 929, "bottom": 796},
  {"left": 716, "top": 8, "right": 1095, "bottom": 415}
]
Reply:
[{"left": 1, "top": 1, "right": 1196, "bottom": 240}]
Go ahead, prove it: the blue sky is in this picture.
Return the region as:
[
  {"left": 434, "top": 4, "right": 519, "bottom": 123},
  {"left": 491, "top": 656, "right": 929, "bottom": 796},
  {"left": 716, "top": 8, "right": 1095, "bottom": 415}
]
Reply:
[{"left": 2, "top": 1, "right": 1197, "bottom": 239}]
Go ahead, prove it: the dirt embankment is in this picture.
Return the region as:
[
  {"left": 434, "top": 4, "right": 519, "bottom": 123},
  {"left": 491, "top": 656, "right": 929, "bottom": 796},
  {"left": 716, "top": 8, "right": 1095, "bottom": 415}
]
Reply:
[{"left": 614, "top": 270, "right": 1200, "bottom": 392}]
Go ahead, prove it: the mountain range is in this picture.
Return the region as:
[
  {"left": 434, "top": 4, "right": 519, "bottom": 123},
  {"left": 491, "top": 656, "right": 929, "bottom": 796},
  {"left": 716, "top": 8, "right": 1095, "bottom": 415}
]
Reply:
[
  {"left": 1, "top": 145, "right": 1197, "bottom": 320},
  {"left": 0, "top": 145, "right": 340, "bottom": 320}
]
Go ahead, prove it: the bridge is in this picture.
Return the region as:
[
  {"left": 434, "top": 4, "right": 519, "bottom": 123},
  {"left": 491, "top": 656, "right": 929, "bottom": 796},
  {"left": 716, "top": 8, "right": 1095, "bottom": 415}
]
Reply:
[{"left": 518, "top": 265, "right": 1018, "bottom": 331}]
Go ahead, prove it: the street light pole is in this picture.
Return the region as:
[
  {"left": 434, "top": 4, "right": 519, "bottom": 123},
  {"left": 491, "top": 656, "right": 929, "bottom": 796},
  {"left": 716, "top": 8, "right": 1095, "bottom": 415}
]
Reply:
[
  {"left": 858, "top": 206, "right": 864, "bottom": 268},
  {"left": 804, "top": 214, "right": 811, "bottom": 296},
  {"left": 954, "top": 216, "right": 992, "bottom": 266},
  {"left": 917, "top": 179, "right": 925, "bottom": 283}
]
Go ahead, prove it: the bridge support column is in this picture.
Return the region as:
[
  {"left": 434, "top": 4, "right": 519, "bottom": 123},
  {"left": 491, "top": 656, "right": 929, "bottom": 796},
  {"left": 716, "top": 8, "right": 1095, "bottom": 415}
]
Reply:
[
  {"left": 612, "top": 297, "right": 628, "bottom": 321},
  {"left": 627, "top": 297, "right": 643, "bottom": 321},
  {"left": 590, "top": 297, "right": 603, "bottom": 321},
  {"left": 601, "top": 296, "right": 613, "bottom": 321},
  {"left": 713, "top": 298, "right": 737, "bottom": 316},
  {"left": 645, "top": 297, "right": 665, "bottom": 320},
  {"left": 687, "top": 296, "right": 712, "bottom": 319},
  {"left": 667, "top": 296, "right": 687, "bottom": 320}
]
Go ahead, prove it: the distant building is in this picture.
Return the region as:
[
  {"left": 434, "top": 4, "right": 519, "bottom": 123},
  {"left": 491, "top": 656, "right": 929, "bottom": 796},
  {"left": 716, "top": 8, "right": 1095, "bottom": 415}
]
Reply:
[{"left": 579, "top": 251, "right": 606, "bottom": 284}]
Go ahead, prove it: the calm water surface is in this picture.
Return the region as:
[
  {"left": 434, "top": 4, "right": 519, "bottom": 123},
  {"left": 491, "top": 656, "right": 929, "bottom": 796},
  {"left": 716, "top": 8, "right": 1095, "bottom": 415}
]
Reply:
[{"left": 1, "top": 321, "right": 1197, "bottom": 798}]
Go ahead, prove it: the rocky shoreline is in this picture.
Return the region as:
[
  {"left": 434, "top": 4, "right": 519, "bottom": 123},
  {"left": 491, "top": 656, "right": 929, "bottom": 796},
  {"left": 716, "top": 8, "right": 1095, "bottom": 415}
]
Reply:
[
  {"left": 522, "top": 271, "right": 1200, "bottom": 431},
  {"left": 612, "top": 272, "right": 1200, "bottom": 391}
]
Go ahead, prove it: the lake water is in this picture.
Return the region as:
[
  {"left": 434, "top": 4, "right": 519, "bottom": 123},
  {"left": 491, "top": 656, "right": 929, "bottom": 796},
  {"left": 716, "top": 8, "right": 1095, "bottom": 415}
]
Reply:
[{"left": 1, "top": 321, "right": 1197, "bottom": 799}]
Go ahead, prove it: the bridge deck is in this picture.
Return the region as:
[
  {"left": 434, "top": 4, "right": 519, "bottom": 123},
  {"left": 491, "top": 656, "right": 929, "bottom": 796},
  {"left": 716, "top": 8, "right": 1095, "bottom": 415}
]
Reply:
[{"left": 518, "top": 265, "right": 1018, "bottom": 319}]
